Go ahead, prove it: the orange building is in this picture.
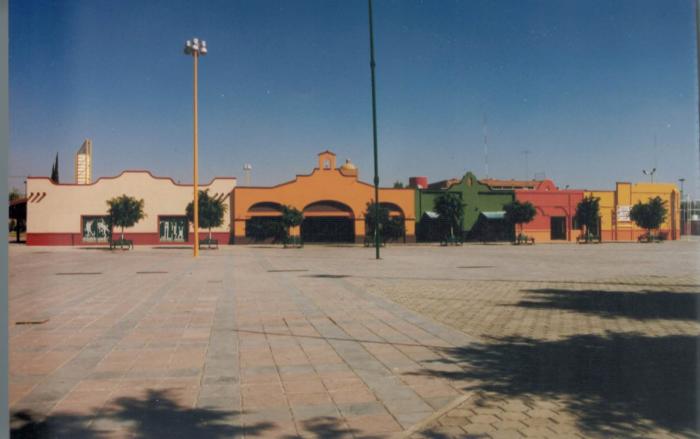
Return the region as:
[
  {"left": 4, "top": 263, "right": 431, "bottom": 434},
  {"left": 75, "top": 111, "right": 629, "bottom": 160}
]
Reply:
[
  {"left": 587, "top": 182, "right": 680, "bottom": 241},
  {"left": 232, "top": 151, "right": 415, "bottom": 243}
]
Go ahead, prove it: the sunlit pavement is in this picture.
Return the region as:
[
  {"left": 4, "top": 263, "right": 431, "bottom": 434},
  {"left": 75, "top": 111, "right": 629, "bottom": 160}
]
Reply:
[{"left": 8, "top": 242, "right": 700, "bottom": 438}]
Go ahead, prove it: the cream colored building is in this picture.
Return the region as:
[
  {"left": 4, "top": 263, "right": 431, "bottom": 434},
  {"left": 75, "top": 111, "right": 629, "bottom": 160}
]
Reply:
[
  {"left": 26, "top": 171, "right": 236, "bottom": 245},
  {"left": 74, "top": 139, "right": 93, "bottom": 184}
]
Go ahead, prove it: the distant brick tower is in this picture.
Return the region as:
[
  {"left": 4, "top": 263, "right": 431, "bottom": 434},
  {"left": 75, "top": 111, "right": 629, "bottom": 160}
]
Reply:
[{"left": 74, "top": 139, "right": 92, "bottom": 184}]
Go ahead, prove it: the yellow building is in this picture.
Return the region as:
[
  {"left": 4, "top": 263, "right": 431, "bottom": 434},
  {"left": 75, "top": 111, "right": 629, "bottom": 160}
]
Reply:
[{"left": 587, "top": 182, "right": 680, "bottom": 241}]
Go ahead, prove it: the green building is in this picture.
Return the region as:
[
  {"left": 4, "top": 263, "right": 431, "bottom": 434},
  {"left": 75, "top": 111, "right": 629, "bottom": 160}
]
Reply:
[{"left": 413, "top": 172, "right": 515, "bottom": 241}]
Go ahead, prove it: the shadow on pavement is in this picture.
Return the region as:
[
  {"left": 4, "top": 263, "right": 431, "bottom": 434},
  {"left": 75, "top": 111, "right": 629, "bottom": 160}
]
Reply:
[
  {"left": 412, "top": 333, "right": 699, "bottom": 437},
  {"left": 517, "top": 288, "right": 699, "bottom": 321},
  {"left": 11, "top": 389, "right": 273, "bottom": 438},
  {"left": 283, "top": 416, "right": 382, "bottom": 439}
]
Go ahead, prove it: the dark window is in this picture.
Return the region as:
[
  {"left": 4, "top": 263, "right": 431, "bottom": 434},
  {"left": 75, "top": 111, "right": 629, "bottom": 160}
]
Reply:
[{"left": 159, "top": 216, "right": 189, "bottom": 242}]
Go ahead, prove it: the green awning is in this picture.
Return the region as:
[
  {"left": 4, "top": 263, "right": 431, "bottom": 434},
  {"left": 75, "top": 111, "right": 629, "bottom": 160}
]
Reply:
[{"left": 481, "top": 211, "right": 506, "bottom": 220}]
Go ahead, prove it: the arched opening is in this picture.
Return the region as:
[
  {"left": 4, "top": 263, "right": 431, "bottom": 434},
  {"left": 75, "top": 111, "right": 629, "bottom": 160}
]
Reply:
[
  {"left": 302, "top": 200, "right": 355, "bottom": 243},
  {"left": 245, "top": 202, "right": 284, "bottom": 242},
  {"left": 374, "top": 202, "right": 406, "bottom": 242}
]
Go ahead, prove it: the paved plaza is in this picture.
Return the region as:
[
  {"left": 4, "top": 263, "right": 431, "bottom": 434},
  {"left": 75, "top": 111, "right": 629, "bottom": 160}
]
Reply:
[{"left": 7, "top": 241, "right": 700, "bottom": 438}]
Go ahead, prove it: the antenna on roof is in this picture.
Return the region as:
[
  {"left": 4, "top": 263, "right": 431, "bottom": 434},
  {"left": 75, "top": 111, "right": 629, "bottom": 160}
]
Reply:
[
  {"left": 522, "top": 150, "right": 530, "bottom": 180},
  {"left": 482, "top": 113, "right": 489, "bottom": 178}
]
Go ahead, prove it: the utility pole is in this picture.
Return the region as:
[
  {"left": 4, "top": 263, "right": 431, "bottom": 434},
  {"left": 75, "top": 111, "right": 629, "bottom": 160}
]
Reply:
[{"left": 368, "top": 0, "right": 381, "bottom": 260}]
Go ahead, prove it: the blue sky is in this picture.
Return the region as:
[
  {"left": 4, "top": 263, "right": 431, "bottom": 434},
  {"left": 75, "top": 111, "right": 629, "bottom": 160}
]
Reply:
[{"left": 9, "top": 0, "right": 699, "bottom": 196}]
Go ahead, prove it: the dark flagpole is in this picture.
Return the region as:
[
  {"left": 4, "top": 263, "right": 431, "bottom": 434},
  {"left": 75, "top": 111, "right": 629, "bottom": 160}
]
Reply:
[{"left": 368, "top": 0, "right": 381, "bottom": 259}]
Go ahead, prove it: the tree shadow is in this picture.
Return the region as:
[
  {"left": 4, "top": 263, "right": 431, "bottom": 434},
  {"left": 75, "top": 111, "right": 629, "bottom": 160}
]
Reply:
[
  {"left": 516, "top": 288, "right": 700, "bottom": 320},
  {"left": 283, "top": 416, "right": 382, "bottom": 439},
  {"left": 411, "top": 333, "right": 699, "bottom": 437},
  {"left": 11, "top": 410, "right": 104, "bottom": 439},
  {"left": 12, "top": 389, "right": 273, "bottom": 438}
]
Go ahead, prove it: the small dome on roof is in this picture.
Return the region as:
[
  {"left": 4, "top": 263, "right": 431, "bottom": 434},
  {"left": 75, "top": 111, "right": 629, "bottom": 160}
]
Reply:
[
  {"left": 339, "top": 159, "right": 358, "bottom": 177},
  {"left": 340, "top": 159, "right": 357, "bottom": 170}
]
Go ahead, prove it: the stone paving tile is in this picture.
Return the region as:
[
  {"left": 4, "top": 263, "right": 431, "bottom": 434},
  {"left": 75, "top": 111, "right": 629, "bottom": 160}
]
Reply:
[
  {"left": 9, "top": 242, "right": 700, "bottom": 438},
  {"left": 344, "top": 242, "right": 700, "bottom": 439}
]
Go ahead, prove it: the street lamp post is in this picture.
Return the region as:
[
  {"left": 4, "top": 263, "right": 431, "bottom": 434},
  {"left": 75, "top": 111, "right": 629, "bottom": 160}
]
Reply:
[
  {"left": 642, "top": 168, "right": 656, "bottom": 183},
  {"left": 368, "top": 0, "right": 381, "bottom": 260},
  {"left": 184, "top": 38, "right": 207, "bottom": 257},
  {"left": 679, "top": 178, "right": 686, "bottom": 236}
]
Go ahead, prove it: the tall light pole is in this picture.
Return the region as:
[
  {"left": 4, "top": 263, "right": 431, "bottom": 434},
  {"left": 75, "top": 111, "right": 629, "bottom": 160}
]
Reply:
[
  {"left": 368, "top": 0, "right": 381, "bottom": 260},
  {"left": 642, "top": 168, "right": 656, "bottom": 183},
  {"left": 184, "top": 37, "right": 207, "bottom": 257},
  {"left": 679, "top": 177, "right": 686, "bottom": 236}
]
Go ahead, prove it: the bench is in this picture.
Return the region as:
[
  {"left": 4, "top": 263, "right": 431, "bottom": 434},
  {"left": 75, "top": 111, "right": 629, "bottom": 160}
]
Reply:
[
  {"left": 364, "top": 237, "right": 386, "bottom": 247},
  {"left": 199, "top": 238, "right": 219, "bottom": 249},
  {"left": 577, "top": 234, "right": 601, "bottom": 244},
  {"left": 440, "top": 236, "right": 464, "bottom": 246},
  {"left": 283, "top": 236, "right": 303, "bottom": 248},
  {"left": 638, "top": 232, "right": 666, "bottom": 243},
  {"left": 109, "top": 238, "right": 133, "bottom": 250},
  {"left": 515, "top": 234, "right": 535, "bottom": 245}
]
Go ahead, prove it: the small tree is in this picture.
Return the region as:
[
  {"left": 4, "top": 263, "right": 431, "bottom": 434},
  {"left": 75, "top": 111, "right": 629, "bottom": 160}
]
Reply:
[
  {"left": 504, "top": 200, "right": 536, "bottom": 239},
  {"left": 365, "top": 202, "right": 404, "bottom": 243},
  {"left": 9, "top": 187, "right": 21, "bottom": 202},
  {"left": 630, "top": 196, "right": 668, "bottom": 239},
  {"left": 575, "top": 196, "right": 600, "bottom": 242},
  {"left": 107, "top": 195, "right": 145, "bottom": 241},
  {"left": 365, "top": 202, "right": 389, "bottom": 243},
  {"left": 393, "top": 181, "right": 405, "bottom": 189},
  {"left": 50, "top": 153, "right": 59, "bottom": 183},
  {"left": 186, "top": 190, "right": 228, "bottom": 242},
  {"left": 280, "top": 205, "right": 303, "bottom": 243},
  {"left": 434, "top": 193, "right": 464, "bottom": 240}
]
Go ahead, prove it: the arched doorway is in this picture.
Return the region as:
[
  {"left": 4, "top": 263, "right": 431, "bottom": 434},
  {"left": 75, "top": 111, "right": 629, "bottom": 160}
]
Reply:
[
  {"left": 245, "top": 202, "right": 283, "bottom": 242},
  {"left": 302, "top": 200, "right": 355, "bottom": 243},
  {"left": 375, "top": 202, "right": 406, "bottom": 242}
]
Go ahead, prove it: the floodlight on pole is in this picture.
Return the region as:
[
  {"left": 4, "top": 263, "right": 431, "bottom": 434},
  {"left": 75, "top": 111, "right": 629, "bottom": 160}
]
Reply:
[
  {"left": 184, "top": 37, "right": 207, "bottom": 257},
  {"left": 642, "top": 168, "right": 656, "bottom": 183}
]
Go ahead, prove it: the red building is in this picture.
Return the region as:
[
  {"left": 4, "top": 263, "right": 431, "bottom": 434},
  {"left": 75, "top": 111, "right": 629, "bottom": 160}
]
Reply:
[{"left": 515, "top": 180, "right": 584, "bottom": 242}]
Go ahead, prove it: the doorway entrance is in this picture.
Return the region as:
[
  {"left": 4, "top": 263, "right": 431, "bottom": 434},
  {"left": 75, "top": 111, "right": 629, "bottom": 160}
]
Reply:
[{"left": 550, "top": 217, "right": 567, "bottom": 240}]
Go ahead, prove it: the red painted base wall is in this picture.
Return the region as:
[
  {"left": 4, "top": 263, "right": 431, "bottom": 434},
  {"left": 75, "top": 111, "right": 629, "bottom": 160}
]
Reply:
[{"left": 27, "top": 232, "right": 232, "bottom": 246}]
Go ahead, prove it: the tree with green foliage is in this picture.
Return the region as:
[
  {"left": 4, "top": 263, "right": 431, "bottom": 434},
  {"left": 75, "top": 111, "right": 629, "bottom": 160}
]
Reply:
[
  {"left": 504, "top": 200, "right": 536, "bottom": 239},
  {"left": 392, "top": 181, "right": 405, "bottom": 189},
  {"left": 365, "top": 201, "right": 389, "bottom": 241},
  {"left": 9, "top": 188, "right": 25, "bottom": 243},
  {"left": 364, "top": 202, "right": 404, "bottom": 243},
  {"left": 433, "top": 193, "right": 464, "bottom": 240},
  {"left": 106, "top": 195, "right": 145, "bottom": 241},
  {"left": 280, "top": 205, "right": 303, "bottom": 243},
  {"left": 575, "top": 196, "right": 600, "bottom": 242},
  {"left": 9, "top": 187, "right": 21, "bottom": 202},
  {"left": 630, "top": 196, "right": 668, "bottom": 239},
  {"left": 186, "top": 190, "right": 228, "bottom": 242}
]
